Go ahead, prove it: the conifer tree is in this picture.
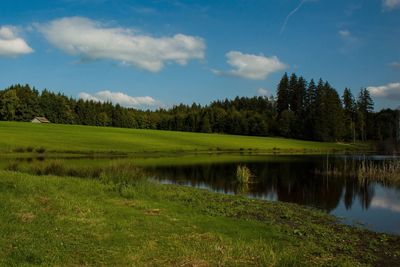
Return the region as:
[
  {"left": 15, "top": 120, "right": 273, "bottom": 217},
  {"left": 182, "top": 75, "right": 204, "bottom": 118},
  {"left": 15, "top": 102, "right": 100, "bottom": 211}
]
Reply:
[
  {"left": 276, "top": 73, "right": 289, "bottom": 115},
  {"left": 357, "top": 88, "right": 374, "bottom": 141},
  {"left": 342, "top": 88, "right": 356, "bottom": 142}
]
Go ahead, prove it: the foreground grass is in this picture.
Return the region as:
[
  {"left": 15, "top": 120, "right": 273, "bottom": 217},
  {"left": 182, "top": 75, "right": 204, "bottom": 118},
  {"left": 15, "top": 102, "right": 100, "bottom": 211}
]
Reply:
[
  {"left": 0, "top": 121, "right": 362, "bottom": 154},
  {"left": 0, "top": 171, "right": 399, "bottom": 266}
]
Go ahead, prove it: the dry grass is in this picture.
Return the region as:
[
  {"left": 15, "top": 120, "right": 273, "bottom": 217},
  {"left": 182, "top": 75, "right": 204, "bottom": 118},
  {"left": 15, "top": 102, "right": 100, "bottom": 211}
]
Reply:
[
  {"left": 358, "top": 160, "right": 400, "bottom": 184},
  {"left": 315, "top": 159, "right": 400, "bottom": 185},
  {"left": 236, "top": 165, "right": 253, "bottom": 184},
  {"left": 18, "top": 212, "right": 36, "bottom": 223}
]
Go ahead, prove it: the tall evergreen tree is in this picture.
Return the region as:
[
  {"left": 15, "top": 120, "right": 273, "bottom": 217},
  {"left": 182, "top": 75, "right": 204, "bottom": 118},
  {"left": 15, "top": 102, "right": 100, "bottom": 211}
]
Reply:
[
  {"left": 342, "top": 88, "right": 356, "bottom": 142},
  {"left": 276, "top": 73, "right": 289, "bottom": 115},
  {"left": 313, "top": 79, "right": 328, "bottom": 141},
  {"left": 357, "top": 88, "right": 374, "bottom": 141},
  {"left": 304, "top": 79, "right": 317, "bottom": 139},
  {"left": 324, "top": 83, "right": 344, "bottom": 141}
]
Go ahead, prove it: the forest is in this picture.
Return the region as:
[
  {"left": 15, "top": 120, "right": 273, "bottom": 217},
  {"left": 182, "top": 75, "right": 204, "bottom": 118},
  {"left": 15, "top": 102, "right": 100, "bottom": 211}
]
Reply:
[{"left": 0, "top": 73, "right": 398, "bottom": 143}]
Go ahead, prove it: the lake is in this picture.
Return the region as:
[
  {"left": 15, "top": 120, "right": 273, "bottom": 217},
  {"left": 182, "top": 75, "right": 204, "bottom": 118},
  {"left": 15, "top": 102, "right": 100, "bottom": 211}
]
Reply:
[
  {"left": 144, "top": 154, "right": 400, "bottom": 235},
  {"left": 2, "top": 153, "right": 399, "bottom": 235}
]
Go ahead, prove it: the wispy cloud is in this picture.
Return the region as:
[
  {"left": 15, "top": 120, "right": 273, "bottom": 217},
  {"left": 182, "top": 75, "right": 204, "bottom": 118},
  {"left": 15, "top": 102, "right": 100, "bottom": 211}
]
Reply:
[
  {"left": 79, "top": 90, "right": 157, "bottom": 107},
  {"left": 368, "top": 82, "right": 400, "bottom": 100},
  {"left": 212, "top": 51, "right": 286, "bottom": 80},
  {"left": 0, "top": 26, "right": 33, "bottom": 57},
  {"left": 371, "top": 192, "right": 400, "bottom": 213},
  {"left": 344, "top": 3, "right": 363, "bottom": 16},
  {"left": 389, "top": 61, "right": 400, "bottom": 69},
  {"left": 338, "top": 29, "right": 351, "bottom": 38},
  {"left": 131, "top": 6, "right": 158, "bottom": 15},
  {"left": 280, "top": 0, "right": 316, "bottom": 34},
  {"left": 382, "top": 0, "right": 400, "bottom": 10},
  {"left": 37, "top": 17, "right": 205, "bottom": 72},
  {"left": 338, "top": 29, "right": 359, "bottom": 53},
  {"left": 257, "top": 88, "right": 269, "bottom": 96}
]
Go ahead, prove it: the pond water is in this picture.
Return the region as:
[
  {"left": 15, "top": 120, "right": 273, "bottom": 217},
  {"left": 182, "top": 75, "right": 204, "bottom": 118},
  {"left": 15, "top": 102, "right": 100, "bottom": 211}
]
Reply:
[
  {"left": 145, "top": 154, "right": 400, "bottom": 235},
  {"left": 2, "top": 153, "right": 399, "bottom": 235}
]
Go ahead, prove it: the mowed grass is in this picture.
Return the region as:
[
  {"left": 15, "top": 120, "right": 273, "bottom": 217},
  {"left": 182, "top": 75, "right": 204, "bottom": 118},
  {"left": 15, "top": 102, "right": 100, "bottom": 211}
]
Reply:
[
  {"left": 0, "top": 121, "right": 359, "bottom": 154},
  {"left": 1, "top": 171, "right": 399, "bottom": 266}
]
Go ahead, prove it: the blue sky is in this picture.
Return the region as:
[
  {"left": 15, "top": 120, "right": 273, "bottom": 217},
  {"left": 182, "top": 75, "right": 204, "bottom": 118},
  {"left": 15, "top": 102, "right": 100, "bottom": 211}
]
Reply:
[{"left": 0, "top": 0, "right": 399, "bottom": 110}]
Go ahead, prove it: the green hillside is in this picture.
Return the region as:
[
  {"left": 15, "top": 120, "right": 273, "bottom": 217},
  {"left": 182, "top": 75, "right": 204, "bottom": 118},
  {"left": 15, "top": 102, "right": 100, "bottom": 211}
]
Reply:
[{"left": 0, "top": 122, "right": 360, "bottom": 154}]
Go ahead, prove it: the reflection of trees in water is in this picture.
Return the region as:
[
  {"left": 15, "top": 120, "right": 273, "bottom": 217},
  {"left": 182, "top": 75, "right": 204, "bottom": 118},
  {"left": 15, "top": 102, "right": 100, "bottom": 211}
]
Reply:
[{"left": 148, "top": 158, "right": 375, "bottom": 212}]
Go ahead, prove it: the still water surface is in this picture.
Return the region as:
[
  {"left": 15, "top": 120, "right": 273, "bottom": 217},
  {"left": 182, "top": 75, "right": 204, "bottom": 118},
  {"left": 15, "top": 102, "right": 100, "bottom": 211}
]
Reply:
[
  {"left": 145, "top": 155, "right": 400, "bottom": 235},
  {"left": 3, "top": 154, "right": 399, "bottom": 234}
]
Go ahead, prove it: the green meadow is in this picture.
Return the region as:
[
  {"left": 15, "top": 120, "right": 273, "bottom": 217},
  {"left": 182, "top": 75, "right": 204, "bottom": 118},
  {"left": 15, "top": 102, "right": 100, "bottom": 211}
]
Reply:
[
  {"left": 1, "top": 121, "right": 398, "bottom": 266},
  {"left": 1, "top": 170, "right": 399, "bottom": 266},
  {"left": 0, "top": 121, "right": 361, "bottom": 154}
]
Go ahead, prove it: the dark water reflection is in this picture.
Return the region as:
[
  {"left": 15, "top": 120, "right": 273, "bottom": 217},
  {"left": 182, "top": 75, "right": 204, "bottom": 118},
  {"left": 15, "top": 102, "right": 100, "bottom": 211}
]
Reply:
[{"left": 146, "top": 155, "right": 400, "bottom": 235}]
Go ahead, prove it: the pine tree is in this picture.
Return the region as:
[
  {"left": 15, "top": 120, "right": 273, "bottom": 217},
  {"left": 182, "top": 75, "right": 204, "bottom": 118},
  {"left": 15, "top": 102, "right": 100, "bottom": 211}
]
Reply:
[
  {"left": 291, "top": 76, "right": 307, "bottom": 138},
  {"left": 313, "top": 79, "right": 328, "bottom": 141},
  {"left": 357, "top": 88, "right": 374, "bottom": 141},
  {"left": 325, "top": 84, "right": 344, "bottom": 141},
  {"left": 342, "top": 88, "right": 356, "bottom": 142},
  {"left": 276, "top": 73, "right": 289, "bottom": 115},
  {"left": 304, "top": 79, "right": 317, "bottom": 139}
]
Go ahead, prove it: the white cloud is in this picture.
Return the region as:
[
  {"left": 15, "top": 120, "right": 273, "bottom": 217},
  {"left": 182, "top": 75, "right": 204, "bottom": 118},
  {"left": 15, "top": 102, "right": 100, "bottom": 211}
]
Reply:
[
  {"left": 213, "top": 51, "right": 286, "bottom": 80},
  {"left": 38, "top": 17, "right": 205, "bottom": 72},
  {"left": 257, "top": 88, "right": 269, "bottom": 96},
  {"left": 338, "top": 29, "right": 351, "bottom": 38},
  {"left": 79, "top": 90, "right": 157, "bottom": 107},
  {"left": 368, "top": 82, "right": 400, "bottom": 100},
  {"left": 338, "top": 29, "right": 359, "bottom": 53},
  {"left": 371, "top": 193, "right": 400, "bottom": 213},
  {"left": 389, "top": 61, "right": 400, "bottom": 69},
  {"left": 0, "top": 26, "right": 33, "bottom": 57},
  {"left": 382, "top": 0, "right": 400, "bottom": 10}
]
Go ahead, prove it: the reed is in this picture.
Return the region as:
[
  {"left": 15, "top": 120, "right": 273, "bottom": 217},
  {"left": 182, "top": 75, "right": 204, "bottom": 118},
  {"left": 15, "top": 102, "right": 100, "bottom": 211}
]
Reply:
[
  {"left": 314, "top": 159, "right": 400, "bottom": 185},
  {"left": 358, "top": 160, "right": 400, "bottom": 184},
  {"left": 236, "top": 165, "right": 253, "bottom": 184}
]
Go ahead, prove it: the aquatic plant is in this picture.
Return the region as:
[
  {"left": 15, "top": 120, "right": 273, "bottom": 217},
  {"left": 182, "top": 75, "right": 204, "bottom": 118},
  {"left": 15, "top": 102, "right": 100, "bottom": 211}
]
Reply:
[
  {"left": 236, "top": 165, "right": 253, "bottom": 184},
  {"left": 315, "top": 158, "right": 400, "bottom": 185},
  {"left": 358, "top": 160, "right": 400, "bottom": 184}
]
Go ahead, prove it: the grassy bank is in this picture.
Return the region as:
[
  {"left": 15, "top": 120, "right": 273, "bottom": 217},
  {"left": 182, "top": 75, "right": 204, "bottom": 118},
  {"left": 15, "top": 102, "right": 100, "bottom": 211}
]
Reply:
[
  {"left": 0, "top": 171, "right": 399, "bottom": 266},
  {"left": 0, "top": 121, "right": 363, "bottom": 154}
]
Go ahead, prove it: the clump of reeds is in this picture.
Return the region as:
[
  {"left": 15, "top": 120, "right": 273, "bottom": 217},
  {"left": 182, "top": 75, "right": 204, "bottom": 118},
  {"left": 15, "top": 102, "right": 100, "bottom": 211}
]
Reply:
[
  {"left": 236, "top": 165, "right": 253, "bottom": 184},
  {"left": 358, "top": 160, "right": 400, "bottom": 184},
  {"left": 314, "top": 158, "right": 400, "bottom": 185}
]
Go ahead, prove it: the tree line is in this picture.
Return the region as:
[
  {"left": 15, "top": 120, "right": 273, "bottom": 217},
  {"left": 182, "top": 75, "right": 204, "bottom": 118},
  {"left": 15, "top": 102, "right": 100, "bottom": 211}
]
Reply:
[{"left": 0, "top": 74, "right": 398, "bottom": 143}]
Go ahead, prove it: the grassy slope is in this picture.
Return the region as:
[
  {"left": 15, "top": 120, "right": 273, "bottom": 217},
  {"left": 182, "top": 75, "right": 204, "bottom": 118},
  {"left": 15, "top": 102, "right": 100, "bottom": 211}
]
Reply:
[
  {"left": 1, "top": 171, "right": 399, "bottom": 266},
  {"left": 0, "top": 121, "right": 360, "bottom": 154}
]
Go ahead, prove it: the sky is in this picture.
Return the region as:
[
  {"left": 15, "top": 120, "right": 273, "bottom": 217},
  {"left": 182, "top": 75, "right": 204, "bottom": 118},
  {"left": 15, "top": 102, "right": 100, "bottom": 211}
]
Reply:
[{"left": 0, "top": 0, "right": 399, "bottom": 110}]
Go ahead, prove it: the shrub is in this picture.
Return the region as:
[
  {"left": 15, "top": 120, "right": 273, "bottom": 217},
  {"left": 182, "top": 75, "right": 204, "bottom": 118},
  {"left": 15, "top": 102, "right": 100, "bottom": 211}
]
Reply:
[{"left": 36, "top": 147, "right": 46, "bottom": 154}]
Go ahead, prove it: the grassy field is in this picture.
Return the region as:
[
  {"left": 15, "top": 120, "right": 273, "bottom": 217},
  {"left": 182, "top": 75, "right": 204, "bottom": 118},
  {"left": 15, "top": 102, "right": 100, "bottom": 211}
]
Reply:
[
  {"left": 0, "top": 121, "right": 362, "bottom": 154},
  {"left": 1, "top": 170, "right": 399, "bottom": 266},
  {"left": 2, "top": 121, "right": 394, "bottom": 266}
]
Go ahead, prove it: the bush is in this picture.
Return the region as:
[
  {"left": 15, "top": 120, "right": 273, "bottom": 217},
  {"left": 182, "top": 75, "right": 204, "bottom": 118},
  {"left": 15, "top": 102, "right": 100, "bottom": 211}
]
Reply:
[{"left": 36, "top": 147, "right": 46, "bottom": 154}]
